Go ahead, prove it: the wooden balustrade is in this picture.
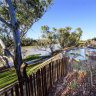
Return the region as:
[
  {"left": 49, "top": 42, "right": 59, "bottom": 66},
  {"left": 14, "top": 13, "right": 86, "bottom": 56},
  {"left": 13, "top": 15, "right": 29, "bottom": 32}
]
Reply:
[{"left": 0, "top": 54, "right": 67, "bottom": 96}]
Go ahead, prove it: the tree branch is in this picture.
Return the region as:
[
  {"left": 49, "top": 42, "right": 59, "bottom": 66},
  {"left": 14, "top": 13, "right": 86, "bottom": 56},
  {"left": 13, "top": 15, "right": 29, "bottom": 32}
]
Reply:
[
  {"left": 0, "top": 38, "right": 13, "bottom": 58},
  {"left": 14, "top": 0, "right": 17, "bottom": 11},
  {"left": 0, "top": 54, "right": 9, "bottom": 67},
  {"left": 0, "top": 17, "right": 12, "bottom": 28}
]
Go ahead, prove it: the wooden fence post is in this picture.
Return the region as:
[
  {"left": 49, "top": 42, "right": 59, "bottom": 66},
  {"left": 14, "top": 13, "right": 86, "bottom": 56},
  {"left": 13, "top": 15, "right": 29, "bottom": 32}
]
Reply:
[
  {"left": 58, "top": 60, "right": 61, "bottom": 79},
  {"left": 51, "top": 62, "right": 54, "bottom": 85},
  {"left": 61, "top": 58, "right": 63, "bottom": 78},
  {"left": 15, "top": 84, "right": 19, "bottom": 96},
  {"left": 29, "top": 75, "right": 33, "bottom": 96},
  {"left": 49, "top": 63, "right": 52, "bottom": 87},
  {"left": 55, "top": 61, "right": 57, "bottom": 82},
  {"left": 65, "top": 57, "right": 67, "bottom": 76},
  {"left": 33, "top": 73, "right": 36, "bottom": 96},
  {"left": 25, "top": 80, "right": 30, "bottom": 96},
  {"left": 36, "top": 69, "right": 42, "bottom": 96},
  {"left": 57, "top": 60, "right": 59, "bottom": 80},
  {"left": 53, "top": 61, "right": 55, "bottom": 84},
  {"left": 19, "top": 82, "right": 23, "bottom": 96},
  {"left": 63, "top": 58, "right": 65, "bottom": 77},
  {"left": 11, "top": 88, "right": 14, "bottom": 96},
  {"left": 41, "top": 68, "right": 44, "bottom": 96},
  {"left": 43, "top": 66, "right": 47, "bottom": 96},
  {"left": 4, "top": 92, "right": 7, "bottom": 96}
]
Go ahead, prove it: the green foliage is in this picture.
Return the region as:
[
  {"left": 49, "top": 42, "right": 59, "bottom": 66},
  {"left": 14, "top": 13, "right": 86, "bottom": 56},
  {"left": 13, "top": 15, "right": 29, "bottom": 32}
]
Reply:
[
  {"left": 58, "top": 27, "right": 70, "bottom": 48},
  {"left": 1, "top": 37, "right": 37, "bottom": 47},
  {"left": 69, "top": 80, "right": 77, "bottom": 88},
  {"left": 2, "top": 37, "right": 14, "bottom": 48},
  {"left": 92, "top": 37, "right": 96, "bottom": 40},
  {"left": 58, "top": 27, "right": 82, "bottom": 48},
  {"left": 86, "top": 39, "right": 91, "bottom": 44},
  {"left": 38, "top": 26, "right": 82, "bottom": 53},
  {"left": 38, "top": 25, "right": 57, "bottom": 55},
  {"left": 21, "top": 38, "right": 37, "bottom": 46},
  {"left": 0, "top": 0, "right": 53, "bottom": 40}
]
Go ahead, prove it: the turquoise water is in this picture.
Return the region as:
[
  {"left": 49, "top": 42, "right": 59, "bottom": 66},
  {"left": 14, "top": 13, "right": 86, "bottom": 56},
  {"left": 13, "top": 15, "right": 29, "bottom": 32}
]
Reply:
[{"left": 65, "top": 48, "right": 96, "bottom": 60}]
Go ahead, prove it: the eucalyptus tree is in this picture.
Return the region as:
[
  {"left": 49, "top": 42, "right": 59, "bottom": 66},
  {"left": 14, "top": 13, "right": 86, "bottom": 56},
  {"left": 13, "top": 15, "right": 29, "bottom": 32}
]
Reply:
[
  {"left": 38, "top": 25, "right": 57, "bottom": 55},
  {"left": 58, "top": 27, "right": 82, "bottom": 48},
  {"left": 0, "top": 0, "right": 53, "bottom": 81},
  {"left": 58, "top": 27, "right": 71, "bottom": 48},
  {"left": 68, "top": 27, "right": 82, "bottom": 46}
]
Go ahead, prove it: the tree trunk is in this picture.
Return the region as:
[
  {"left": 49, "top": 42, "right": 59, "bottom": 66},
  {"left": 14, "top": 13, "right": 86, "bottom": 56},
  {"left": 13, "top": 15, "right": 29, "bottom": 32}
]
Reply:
[
  {"left": 0, "top": 55, "right": 10, "bottom": 68},
  {"left": 7, "top": 0, "right": 23, "bottom": 81},
  {"left": 0, "top": 38, "right": 11, "bottom": 67},
  {"left": 50, "top": 45, "right": 54, "bottom": 55}
]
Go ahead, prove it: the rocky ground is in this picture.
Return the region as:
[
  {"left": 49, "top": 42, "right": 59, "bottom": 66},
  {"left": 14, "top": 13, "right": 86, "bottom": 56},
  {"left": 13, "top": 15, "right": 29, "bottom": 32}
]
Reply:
[{"left": 48, "top": 70, "right": 96, "bottom": 96}]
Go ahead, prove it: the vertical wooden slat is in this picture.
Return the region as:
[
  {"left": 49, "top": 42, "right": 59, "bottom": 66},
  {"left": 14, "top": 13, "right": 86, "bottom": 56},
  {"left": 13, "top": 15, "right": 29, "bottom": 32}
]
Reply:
[
  {"left": 4, "top": 92, "right": 7, "bottom": 96},
  {"left": 15, "top": 84, "right": 19, "bottom": 96},
  {"left": 29, "top": 75, "right": 33, "bottom": 96},
  {"left": 47, "top": 64, "right": 50, "bottom": 90},
  {"left": 55, "top": 61, "right": 57, "bottom": 82},
  {"left": 61, "top": 58, "right": 63, "bottom": 78},
  {"left": 62, "top": 58, "right": 64, "bottom": 77},
  {"left": 53, "top": 61, "right": 56, "bottom": 83},
  {"left": 58, "top": 60, "right": 60, "bottom": 80},
  {"left": 51, "top": 62, "right": 54, "bottom": 85},
  {"left": 60, "top": 59, "right": 62, "bottom": 77},
  {"left": 57, "top": 60, "right": 59, "bottom": 80},
  {"left": 63, "top": 57, "right": 66, "bottom": 77},
  {"left": 49, "top": 63, "right": 52, "bottom": 87},
  {"left": 11, "top": 88, "right": 14, "bottom": 96},
  {"left": 25, "top": 81, "right": 28, "bottom": 96},
  {"left": 64, "top": 57, "right": 67, "bottom": 76},
  {"left": 25, "top": 79, "right": 30, "bottom": 96},
  {"left": 41, "top": 68, "right": 44, "bottom": 96},
  {"left": 28, "top": 79, "right": 30, "bottom": 96},
  {"left": 19, "top": 82, "right": 23, "bottom": 96},
  {"left": 33, "top": 74, "right": 36, "bottom": 96},
  {"left": 43, "top": 67, "right": 47, "bottom": 96},
  {"left": 36, "top": 69, "right": 42, "bottom": 96},
  {"left": 64, "top": 57, "right": 66, "bottom": 76},
  {"left": 59, "top": 59, "right": 61, "bottom": 79}
]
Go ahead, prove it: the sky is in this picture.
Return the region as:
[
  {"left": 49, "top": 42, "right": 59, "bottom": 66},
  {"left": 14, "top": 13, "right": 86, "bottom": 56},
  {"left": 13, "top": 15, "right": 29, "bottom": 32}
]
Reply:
[{"left": 27, "top": 0, "right": 96, "bottom": 40}]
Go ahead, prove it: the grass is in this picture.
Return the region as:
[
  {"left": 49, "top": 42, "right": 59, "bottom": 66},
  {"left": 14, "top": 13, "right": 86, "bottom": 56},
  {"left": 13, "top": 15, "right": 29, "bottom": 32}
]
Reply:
[
  {"left": 0, "top": 60, "right": 44, "bottom": 88},
  {"left": 69, "top": 80, "right": 77, "bottom": 88}
]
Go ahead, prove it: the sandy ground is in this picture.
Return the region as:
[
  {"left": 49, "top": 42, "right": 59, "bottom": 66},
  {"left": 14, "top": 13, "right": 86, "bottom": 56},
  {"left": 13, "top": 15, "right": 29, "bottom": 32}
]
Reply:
[{"left": 48, "top": 70, "right": 96, "bottom": 96}]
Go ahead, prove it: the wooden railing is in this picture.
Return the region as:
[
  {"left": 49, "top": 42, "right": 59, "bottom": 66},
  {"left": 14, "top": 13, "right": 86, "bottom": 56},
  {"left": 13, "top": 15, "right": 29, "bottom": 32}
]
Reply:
[{"left": 0, "top": 53, "right": 68, "bottom": 96}]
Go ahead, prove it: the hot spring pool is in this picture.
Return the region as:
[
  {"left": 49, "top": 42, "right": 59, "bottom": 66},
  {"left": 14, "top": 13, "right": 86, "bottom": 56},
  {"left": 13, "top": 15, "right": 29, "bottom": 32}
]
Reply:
[{"left": 65, "top": 47, "right": 96, "bottom": 61}]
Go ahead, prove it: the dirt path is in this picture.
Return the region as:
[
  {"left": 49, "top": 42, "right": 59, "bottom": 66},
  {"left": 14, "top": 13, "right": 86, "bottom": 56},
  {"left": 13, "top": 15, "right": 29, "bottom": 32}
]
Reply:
[{"left": 48, "top": 70, "right": 96, "bottom": 96}]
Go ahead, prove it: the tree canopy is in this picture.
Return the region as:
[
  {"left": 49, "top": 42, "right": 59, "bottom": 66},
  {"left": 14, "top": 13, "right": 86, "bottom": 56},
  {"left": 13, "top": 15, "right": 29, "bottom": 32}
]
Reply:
[
  {"left": 38, "top": 26, "right": 82, "bottom": 51},
  {"left": 0, "top": 0, "right": 53, "bottom": 39},
  {"left": 57, "top": 27, "right": 82, "bottom": 48}
]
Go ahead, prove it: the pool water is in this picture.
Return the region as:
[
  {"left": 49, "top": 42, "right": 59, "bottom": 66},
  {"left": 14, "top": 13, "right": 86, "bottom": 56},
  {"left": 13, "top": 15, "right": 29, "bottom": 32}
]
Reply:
[{"left": 65, "top": 48, "right": 96, "bottom": 61}]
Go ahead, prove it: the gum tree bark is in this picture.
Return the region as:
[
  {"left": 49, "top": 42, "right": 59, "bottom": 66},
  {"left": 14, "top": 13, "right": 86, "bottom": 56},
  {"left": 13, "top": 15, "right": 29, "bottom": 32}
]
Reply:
[
  {"left": 0, "top": 38, "right": 12, "bottom": 67},
  {"left": 6, "top": 0, "right": 23, "bottom": 81}
]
